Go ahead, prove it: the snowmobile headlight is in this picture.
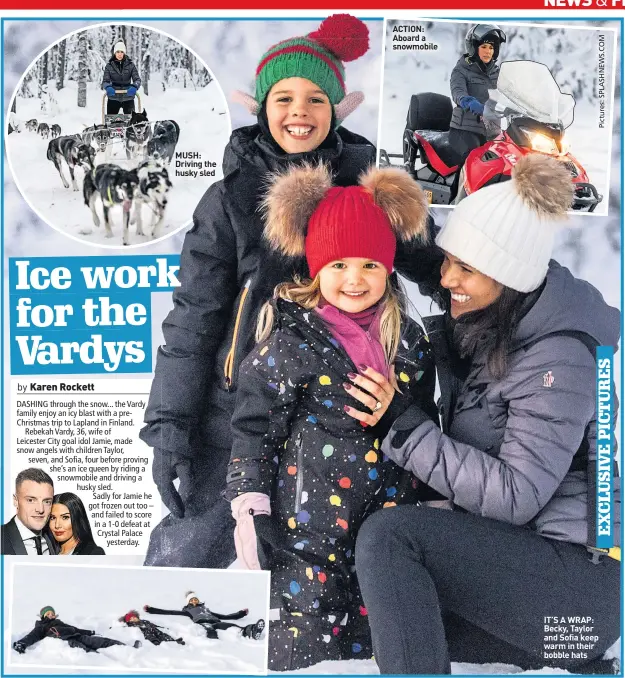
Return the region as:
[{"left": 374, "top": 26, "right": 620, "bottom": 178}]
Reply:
[
  {"left": 528, "top": 132, "right": 560, "bottom": 156},
  {"left": 559, "top": 134, "right": 571, "bottom": 155}
]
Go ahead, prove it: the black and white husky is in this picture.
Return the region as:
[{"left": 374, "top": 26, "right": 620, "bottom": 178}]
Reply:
[
  {"left": 37, "top": 122, "right": 50, "bottom": 139},
  {"left": 46, "top": 135, "right": 96, "bottom": 190},
  {"left": 125, "top": 109, "right": 151, "bottom": 160},
  {"left": 26, "top": 119, "right": 38, "bottom": 132},
  {"left": 83, "top": 123, "right": 110, "bottom": 154},
  {"left": 147, "top": 119, "right": 180, "bottom": 164},
  {"left": 132, "top": 159, "right": 172, "bottom": 242},
  {"left": 50, "top": 124, "right": 62, "bottom": 138},
  {"left": 83, "top": 163, "right": 139, "bottom": 245}
]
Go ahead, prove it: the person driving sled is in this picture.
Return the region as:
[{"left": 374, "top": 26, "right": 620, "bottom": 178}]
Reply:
[
  {"left": 449, "top": 24, "right": 506, "bottom": 163},
  {"left": 102, "top": 41, "right": 141, "bottom": 115}
]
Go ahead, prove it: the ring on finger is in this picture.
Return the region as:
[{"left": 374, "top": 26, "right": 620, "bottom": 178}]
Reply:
[{"left": 374, "top": 401, "right": 382, "bottom": 412}]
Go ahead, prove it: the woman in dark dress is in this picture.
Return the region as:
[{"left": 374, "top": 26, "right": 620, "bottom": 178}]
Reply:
[{"left": 47, "top": 492, "right": 105, "bottom": 555}]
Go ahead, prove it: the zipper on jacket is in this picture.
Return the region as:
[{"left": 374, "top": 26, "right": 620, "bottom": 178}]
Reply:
[
  {"left": 224, "top": 278, "right": 251, "bottom": 391},
  {"left": 294, "top": 433, "right": 304, "bottom": 514}
]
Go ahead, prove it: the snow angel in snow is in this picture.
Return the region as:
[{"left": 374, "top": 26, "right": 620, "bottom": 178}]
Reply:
[
  {"left": 102, "top": 40, "right": 141, "bottom": 115},
  {"left": 143, "top": 592, "right": 265, "bottom": 640},
  {"left": 449, "top": 23, "right": 506, "bottom": 163},
  {"left": 46, "top": 492, "right": 105, "bottom": 555},
  {"left": 120, "top": 610, "right": 185, "bottom": 646},
  {"left": 225, "top": 164, "right": 438, "bottom": 671},
  {"left": 12, "top": 606, "right": 141, "bottom": 654},
  {"left": 140, "top": 14, "right": 442, "bottom": 570},
  {"left": 355, "top": 154, "right": 622, "bottom": 675}
]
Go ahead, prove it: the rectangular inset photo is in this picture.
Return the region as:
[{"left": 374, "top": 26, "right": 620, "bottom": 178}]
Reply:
[
  {"left": 6, "top": 562, "right": 269, "bottom": 674},
  {"left": 379, "top": 20, "right": 617, "bottom": 216}
]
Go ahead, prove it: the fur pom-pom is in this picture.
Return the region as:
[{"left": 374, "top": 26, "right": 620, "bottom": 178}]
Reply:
[
  {"left": 309, "top": 14, "right": 369, "bottom": 62},
  {"left": 513, "top": 154, "right": 573, "bottom": 218},
  {"left": 359, "top": 167, "right": 430, "bottom": 242},
  {"left": 261, "top": 163, "right": 333, "bottom": 257}
]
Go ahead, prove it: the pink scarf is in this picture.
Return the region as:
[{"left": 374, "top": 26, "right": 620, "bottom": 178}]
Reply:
[{"left": 315, "top": 303, "right": 389, "bottom": 377}]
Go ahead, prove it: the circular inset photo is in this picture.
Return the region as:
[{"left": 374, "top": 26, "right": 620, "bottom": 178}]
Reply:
[{"left": 6, "top": 23, "right": 230, "bottom": 247}]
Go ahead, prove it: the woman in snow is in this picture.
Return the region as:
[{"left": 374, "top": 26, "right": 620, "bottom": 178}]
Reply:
[
  {"left": 355, "top": 154, "right": 621, "bottom": 675},
  {"left": 120, "top": 610, "right": 185, "bottom": 646},
  {"left": 139, "top": 14, "right": 440, "bottom": 569},
  {"left": 225, "top": 165, "right": 437, "bottom": 671},
  {"left": 143, "top": 592, "right": 264, "bottom": 640},
  {"left": 448, "top": 24, "right": 506, "bottom": 163},
  {"left": 12, "top": 606, "right": 140, "bottom": 654},
  {"left": 102, "top": 40, "right": 141, "bottom": 115},
  {"left": 47, "top": 492, "right": 105, "bottom": 555}
]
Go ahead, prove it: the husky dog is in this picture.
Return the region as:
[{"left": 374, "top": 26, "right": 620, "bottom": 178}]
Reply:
[
  {"left": 50, "top": 124, "right": 62, "bottom": 138},
  {"left": 132, "top": 159, "right": 172, "bottom": 242},
  {"left": 83, "top": 123, "right": 110, "bottom": 154},
  {"left": 37, "top": 122, "right": 50, "bottom": 139},
  {"left": 83, "top": 163, "right": 139, "bottom": 245},
  {"left": 147, "top": 120, "right": 180, "bottom": 164},
  {"left": 46, "top": 135, "right": 96, "bottom": 191},
  {"left": 26, "top": 119, "right": 38, "bottom": 132},
  {"left": 125, "top": 109, "right": 151, "bottom": 160}
]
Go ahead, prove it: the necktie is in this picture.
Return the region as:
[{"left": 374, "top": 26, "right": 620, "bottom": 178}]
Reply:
[{"left": 34, "top": 535, "right": 43, "bottom": 555}]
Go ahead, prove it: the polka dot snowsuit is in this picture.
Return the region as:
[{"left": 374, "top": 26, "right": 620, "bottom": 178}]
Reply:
[{"left": 226, "top": 298, "right": 436, "bottom": 671}]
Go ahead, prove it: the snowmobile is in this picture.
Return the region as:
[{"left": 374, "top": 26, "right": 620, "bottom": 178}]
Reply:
[
  {"left": 380, "top": 61, "right": 602, "bottom": 212},
  {"left": 101, "top": 88, "right": 143, "bottom": 155}
]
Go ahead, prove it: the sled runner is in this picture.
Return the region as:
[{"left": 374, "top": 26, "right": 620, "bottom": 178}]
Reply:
[{"left": 101, "top": 89, "right": 143, "bottom": 156}]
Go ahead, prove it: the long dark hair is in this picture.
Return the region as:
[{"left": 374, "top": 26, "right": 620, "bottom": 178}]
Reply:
[
  {"left": 451, "top": 286, "right": 535, "bottom": 380},
  {"left": 51, "top": 492, "right": 95, "bottom": 545}
]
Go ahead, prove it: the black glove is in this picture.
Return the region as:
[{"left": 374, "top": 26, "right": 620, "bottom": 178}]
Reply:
[
  {"left": 87, "top": 630, "right": 96, "bottom": 636},
  {"left": 152, "top": 448, "right": 193, "bottom": 518},
  {"left": 176, "top": 638, "right": 186, "bottom": 645},
  {"left": 13, "top": 642, "right": 26, "bottom": 654}
]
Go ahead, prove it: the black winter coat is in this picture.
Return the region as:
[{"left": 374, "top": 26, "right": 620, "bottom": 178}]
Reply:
[
  {"left": 450, "top": 56, "right": 499, "bottom": 135},
  {"left": 226, "top": 299, "right": 436, "bottom": 612},
  {"left": 71, "top": 539, "right": 105, "bottom": 555},
  {"left": 18, "top": 618, "right": 94, "bottom": 648},
  {"left": 140, "top": 125, "right": 441, "bottom": 463},
  {"left": 144, "top": 604, "right": 246, "bottom": 625},
  {"left": 102, "top": 55, "right": 141, "bottom": 102}
]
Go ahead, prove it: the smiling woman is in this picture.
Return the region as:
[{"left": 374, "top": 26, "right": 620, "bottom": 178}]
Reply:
[{"left": 47, "top": 492, "right": 105, "bottom": 555}]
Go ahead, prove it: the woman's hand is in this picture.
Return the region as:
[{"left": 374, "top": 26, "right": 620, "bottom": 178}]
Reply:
[{"left": 343, "top": 365, "right": 398, "bottom": 427}]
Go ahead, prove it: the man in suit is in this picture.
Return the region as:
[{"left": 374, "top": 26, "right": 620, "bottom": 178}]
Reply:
[{"left": 2, "top": 468, "right": 56, "bottom": 555}]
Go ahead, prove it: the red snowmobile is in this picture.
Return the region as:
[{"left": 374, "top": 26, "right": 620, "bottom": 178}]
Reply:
[{"left": 380, "top": 61, "right": 602, "bottom": 212}]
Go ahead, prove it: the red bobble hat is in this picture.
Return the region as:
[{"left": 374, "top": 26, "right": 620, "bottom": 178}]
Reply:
[
  {"left": 262, "top": 164, "right": 430, "bottom": 278},
  {"left": 124, "top": 610, "right": 140, "bottom": 623}
]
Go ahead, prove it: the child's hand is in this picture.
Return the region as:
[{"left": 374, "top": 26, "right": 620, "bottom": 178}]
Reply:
[{"left": 343, "top": 365, "right": 396, "bottom": 427}]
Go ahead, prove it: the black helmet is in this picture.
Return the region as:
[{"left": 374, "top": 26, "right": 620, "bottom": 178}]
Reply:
[{"left": 465, "top": 24, "right": 507, "bottom": 61}]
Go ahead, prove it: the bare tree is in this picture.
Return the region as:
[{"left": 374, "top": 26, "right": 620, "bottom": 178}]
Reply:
[
  {"left": 142, "top": 30, "right": 150, "bottom": 96},
  {"left": 57, "top": 39, "right": 66, "bottom": 90},
  {"left": 77, "top": 30, "right": 88, "bottom": 108}
]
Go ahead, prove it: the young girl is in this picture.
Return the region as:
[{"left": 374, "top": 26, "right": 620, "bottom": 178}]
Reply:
[{"left": 225, "top": 165, "right": 437, "bottom": 671}]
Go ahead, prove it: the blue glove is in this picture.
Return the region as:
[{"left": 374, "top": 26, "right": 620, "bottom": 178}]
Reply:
[
  {"left": 127, "top": 86, "right": 137, "bottom": 97},
  {"left": 459, "top": 96, "right": 484, "bottom": 116},
  {"left": 105, "top": 86, "right": 115, "bottom": 98},
  {"left": 152, "top": 448, "right": 193, "bottom": 519}
]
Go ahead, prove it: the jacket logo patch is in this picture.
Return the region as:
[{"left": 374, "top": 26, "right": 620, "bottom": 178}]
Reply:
[{"left": 543, "top": 371, "right": 555, "bottom": 388}]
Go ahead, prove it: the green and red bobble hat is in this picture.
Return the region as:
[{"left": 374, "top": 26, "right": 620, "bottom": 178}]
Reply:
[
  {"left": 255, "top": 14, "right": 369, "bottom": 106},
  {"left": 40, "top": 606, "right": 55, "bottom": 619}
]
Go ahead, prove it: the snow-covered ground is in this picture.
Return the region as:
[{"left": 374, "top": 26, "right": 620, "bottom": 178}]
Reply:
[
  {"left": 6, "top": 563, "right": 269, "bottom": 673},
  {"left": 380, "top": 20, "right": 616, "bottom": 217},
  {"left": 6, "top": 78, "right": 229, "bottom": 248}
]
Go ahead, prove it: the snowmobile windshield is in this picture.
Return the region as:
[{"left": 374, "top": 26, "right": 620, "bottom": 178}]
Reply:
[{"left": 483, "top": 60, "right": 575, "bottom": 129}]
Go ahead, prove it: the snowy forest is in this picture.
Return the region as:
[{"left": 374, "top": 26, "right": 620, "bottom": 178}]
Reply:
[{"left": 15, "top": 24, "right": 212, "bottom": 114}]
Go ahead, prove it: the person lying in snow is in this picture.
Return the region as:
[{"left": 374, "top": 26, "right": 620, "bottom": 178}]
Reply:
[
  {"left": 143, "top": 592, "right": 265, "bottom": 640},
  {"left": 12, "top": 606, "right": 141, "bottom": 654},
  {"left": 120, "top": 610, "right": 185, "bottom": 646}
]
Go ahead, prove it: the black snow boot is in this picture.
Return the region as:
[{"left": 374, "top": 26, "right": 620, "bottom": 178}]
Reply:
[
  {"left": 242, "top": 619, "right": 265, "bottom": 640},
  {"left": 205, "top": 626, "right": 219, "bottom": 639},
  {"left": 176, "top": 638, "right": 186, "bottom": 645},
  {"left": 133, "top": 640, "right": 142, "bottom": 649}
]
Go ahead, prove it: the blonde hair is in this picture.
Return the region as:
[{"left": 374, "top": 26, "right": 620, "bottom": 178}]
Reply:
[{"left": 256, "top": 275, "right": 407, "bottom": 365}]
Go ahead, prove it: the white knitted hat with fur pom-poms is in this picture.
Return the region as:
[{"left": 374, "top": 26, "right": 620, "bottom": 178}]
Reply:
[{"left": 435, "top": 154, "right": 574, "bottom": 292}]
